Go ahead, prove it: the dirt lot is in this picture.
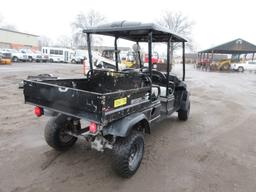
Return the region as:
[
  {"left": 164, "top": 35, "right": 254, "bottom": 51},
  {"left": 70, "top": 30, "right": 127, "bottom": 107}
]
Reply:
[{"left": 0, "top": 63, "right": 256, "bottom": 192}]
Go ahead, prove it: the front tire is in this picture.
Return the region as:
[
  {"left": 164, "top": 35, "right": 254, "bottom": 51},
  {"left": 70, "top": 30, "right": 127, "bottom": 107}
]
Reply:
[
  {"left": 238, "top": 66, "right": 244, "bottom": 72},
  {"left": 44, "top": 114, "right": 77, "bottom": 151},
  {"left": 112, "top": 131, "right": 144, "bottom": 178},
  {"left": 71, "top": 59, "right": 76, "bottom": 64},
  {"left": 12, "top": 56, "right": 18, "bottom": 62},
  {"left": 28, "top": 57, "right": 33, "bottom": 62}
]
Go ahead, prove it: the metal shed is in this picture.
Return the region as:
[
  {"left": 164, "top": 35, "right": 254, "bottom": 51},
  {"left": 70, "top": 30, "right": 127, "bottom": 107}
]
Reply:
[
  {"left": 198, "top": 38, "right": 256, "bottom": 62},
  {"left": 197, "top": 38, "right": 256, "bottom": 71}
]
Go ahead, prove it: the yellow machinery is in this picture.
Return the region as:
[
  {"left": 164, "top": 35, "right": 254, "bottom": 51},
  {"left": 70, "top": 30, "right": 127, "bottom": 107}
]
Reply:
[
  {"left": 209, "top": 54, "right": 242, "bottom": 71},
  {"left": 101, "top": 49, "right": 136, "bottom": 68},
  {"left": 210, "top": 59, "right": 232, "bottom": 71},
  {"left": 215, "top": 59, "right": 231, "bottom": 71},
  {"left": 0, "top": 58, "right": 12, "bottom": 65},
  {"left": 215, "top": 54, "right": 242, "bottom": 71},
  {"left": 0, "top": 52, "right": 12, "bottom": 65},
  {"left": 121, "top": 51, "right": 137, "bottom": 68},
  {"left": 121, "top": 60, "right": 136, "bottom": 68}
]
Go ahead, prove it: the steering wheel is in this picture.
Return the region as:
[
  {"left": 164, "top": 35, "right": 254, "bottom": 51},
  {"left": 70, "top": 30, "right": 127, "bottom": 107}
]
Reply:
[
  {"left": 87, "top": 69, "right": 93, "bottom": 79},
  {"left": 141, "top": 73, "right": 152, "bottom": 86}
]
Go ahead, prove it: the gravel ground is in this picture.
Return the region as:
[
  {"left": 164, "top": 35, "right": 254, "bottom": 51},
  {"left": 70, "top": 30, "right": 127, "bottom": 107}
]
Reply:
[{"left": 0, "top": 62, "right": 256, "bottom": 192}]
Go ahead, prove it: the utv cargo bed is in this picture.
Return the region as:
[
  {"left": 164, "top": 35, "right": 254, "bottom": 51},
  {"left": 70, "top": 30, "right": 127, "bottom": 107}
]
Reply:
[{"left": 23, "top": 70, "right": 151, "bottom": 124}]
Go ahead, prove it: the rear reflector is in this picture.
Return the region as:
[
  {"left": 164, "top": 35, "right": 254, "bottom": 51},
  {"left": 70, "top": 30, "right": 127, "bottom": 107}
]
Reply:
[
  {"left": 89, "top": 122, "right": 97, "bottom": 133},
  {"left": 34, "top": 106, "right": 43, "bottom": 117}
]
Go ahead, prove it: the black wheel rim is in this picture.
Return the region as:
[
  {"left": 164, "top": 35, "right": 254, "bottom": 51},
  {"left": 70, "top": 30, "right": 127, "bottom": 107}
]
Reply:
[
  {"left": 59, "top": 130, "right": 73, "bottom": 143},
  {"left": 59, "top": 124, "right": 74, "bottom": 143},
  {"left": 128, "top": 140, "right": 143, "bottom": 171}
]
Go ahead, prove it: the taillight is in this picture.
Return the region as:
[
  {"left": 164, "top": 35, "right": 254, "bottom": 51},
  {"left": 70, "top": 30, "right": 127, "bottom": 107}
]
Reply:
[
  {"left": 89, "top": 122, "right": 97, "bottom": 133},
  {"left": 34, "top": 106, "right": 43, "bottom": 117}
]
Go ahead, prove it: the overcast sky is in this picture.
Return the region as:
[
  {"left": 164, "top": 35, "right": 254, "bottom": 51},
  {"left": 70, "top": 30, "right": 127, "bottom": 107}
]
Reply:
[{"left": 0, "top": 0, "right": 255, "bottom": 51}]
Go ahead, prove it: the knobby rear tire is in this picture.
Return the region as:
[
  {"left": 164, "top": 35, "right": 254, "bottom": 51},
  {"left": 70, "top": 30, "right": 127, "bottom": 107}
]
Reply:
[{"left": 44, "top": 114, "right": 77, "bottom": 151}]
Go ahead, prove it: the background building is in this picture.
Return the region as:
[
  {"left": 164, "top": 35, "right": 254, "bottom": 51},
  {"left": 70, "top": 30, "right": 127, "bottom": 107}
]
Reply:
[
  {"left": 175, "top": 53, "right": 228, "bottom": 64},
  {"left": 0, "top": 28, "right": 39, "bottom": 50}
]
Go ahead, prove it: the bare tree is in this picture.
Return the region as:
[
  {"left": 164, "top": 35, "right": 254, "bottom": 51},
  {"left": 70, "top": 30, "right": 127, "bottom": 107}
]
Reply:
[
  {"left": 0, "top": 14, "right": 3, "bottom": 25},
  {"left": 71, "top": 10, "right": 106, "bottom": 47},
  {"left": 55, "top": 35, "right": 73, "bottom": 48},
  {"left": 157, "top": 11, "right": 194, "bottom": 68},
  {"left": 157, "top": 11, "right": 194, "bottom": 51},
  {"left": 39, "top": 36, "right": 52, "bottom": 48},
  {"left": 0, "top": 14, "right": 18, "bottom": 31}
]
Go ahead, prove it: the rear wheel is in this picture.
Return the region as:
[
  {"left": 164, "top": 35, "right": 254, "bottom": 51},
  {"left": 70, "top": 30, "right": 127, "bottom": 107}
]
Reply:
[
  {"left": 28, "top": 57, "right": 33, "bottom": 62},
  {"left": 71, "top": 59, "right": 76, "bottom": 64},
  {"left": 12, "top": 56, "right": 18, "bottom": 62},
  {"left": 112, "top": 131, "right": 144, "bottom": 178},
  {"left": 238, "top": 66, "right": 244, "bottom": 72},
  {"left": 178, "top": 101, "right": 190, "bottom": 121},
  {"left": 44, "top": 114, "right": 77, "bottom": 151}
]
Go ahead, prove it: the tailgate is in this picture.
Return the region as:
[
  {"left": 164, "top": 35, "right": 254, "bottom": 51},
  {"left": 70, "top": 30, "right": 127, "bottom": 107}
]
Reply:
[{"left": 23, "top": 80, "right": 103, "bottom": 122}]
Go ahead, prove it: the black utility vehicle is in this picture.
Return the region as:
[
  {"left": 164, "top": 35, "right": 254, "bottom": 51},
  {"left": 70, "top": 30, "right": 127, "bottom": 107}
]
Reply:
[{"left": 23, "top": 21, "right": 190, "bottom": 178}]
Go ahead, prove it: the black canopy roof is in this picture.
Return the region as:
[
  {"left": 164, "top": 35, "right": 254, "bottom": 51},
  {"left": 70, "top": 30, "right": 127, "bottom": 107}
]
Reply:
[
  {"left": 83, "top": 21, "right": 187, "bottom": 43},
  {"left": 199, "top": 38, "right": 256, "bottom": 54}
]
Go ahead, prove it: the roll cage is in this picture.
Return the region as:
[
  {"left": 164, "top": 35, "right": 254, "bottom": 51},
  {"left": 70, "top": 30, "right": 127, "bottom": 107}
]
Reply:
[{"left": 83, "top": 21, "right": 187, "bottom": 98}]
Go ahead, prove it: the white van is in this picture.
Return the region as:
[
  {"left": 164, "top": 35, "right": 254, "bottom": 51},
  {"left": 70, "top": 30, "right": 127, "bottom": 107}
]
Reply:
[{"left": 42, "top": 47, "right": 74, "bottom": 63}]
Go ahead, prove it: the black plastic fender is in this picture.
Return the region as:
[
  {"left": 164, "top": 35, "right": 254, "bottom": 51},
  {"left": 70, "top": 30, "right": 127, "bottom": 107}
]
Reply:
[{"left": 103, "top": 113, "right": 150, "bottom": 137}]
